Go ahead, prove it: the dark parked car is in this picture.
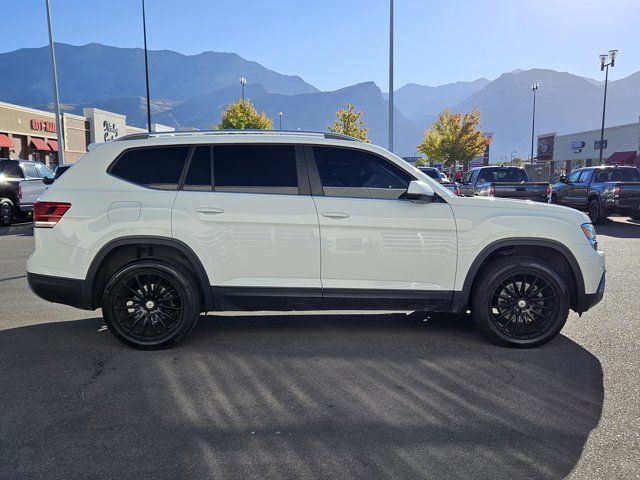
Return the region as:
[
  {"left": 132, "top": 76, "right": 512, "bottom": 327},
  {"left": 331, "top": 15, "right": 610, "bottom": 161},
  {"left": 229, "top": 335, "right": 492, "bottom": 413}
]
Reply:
[
  {"left": 550, "top": 166, "right": 640, "bottom": 223},
  {"left": 0, "top": 159, "right": 54, "bottom": 226},
  {"left": 457, "top": 166, "right": 550, "bottom": 202}
]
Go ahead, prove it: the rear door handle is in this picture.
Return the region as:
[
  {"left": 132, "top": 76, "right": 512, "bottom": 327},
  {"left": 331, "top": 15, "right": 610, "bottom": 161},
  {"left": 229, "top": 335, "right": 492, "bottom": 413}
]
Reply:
[
  {"left": 321, "top": 211, "right": 350, "bottom": 219},
  {"left": 195, "top": 207, "right": 224, "bottom": 215}
]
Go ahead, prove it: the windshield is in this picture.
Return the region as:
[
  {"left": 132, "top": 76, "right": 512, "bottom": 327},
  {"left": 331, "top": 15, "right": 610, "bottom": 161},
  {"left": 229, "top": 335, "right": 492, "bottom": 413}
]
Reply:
[{"left": 419, "top": 168, "right": 441, "bottom": 180}]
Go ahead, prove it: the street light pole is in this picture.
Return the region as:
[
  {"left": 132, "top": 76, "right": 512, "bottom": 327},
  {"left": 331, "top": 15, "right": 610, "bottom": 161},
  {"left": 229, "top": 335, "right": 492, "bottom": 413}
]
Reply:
[
  {"left": 45, "top": 0, "right": 65, "bottom": 166},
  {"left": 530, "top": 82, "right": 539, "bottom": 164},
  {"left": 598, "top": 49, "right": 617, "bottom": 165},
  {"left": 388, "top": 0, "right": 394, "bottom": 152},
  {"left": 142, "top": 0, "right": 151, "bottom": 132},
  {"left": 239, "top": 76, "right": 247, "bottom": 101},
  {"left": 278, "top": 112, "right": 283, "bottom": 130}
]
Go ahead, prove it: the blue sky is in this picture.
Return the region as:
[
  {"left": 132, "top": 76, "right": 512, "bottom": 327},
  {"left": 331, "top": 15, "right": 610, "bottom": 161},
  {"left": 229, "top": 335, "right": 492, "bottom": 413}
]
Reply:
[{"left": 2, "top": 0, "right": 639, "bottom": 91}]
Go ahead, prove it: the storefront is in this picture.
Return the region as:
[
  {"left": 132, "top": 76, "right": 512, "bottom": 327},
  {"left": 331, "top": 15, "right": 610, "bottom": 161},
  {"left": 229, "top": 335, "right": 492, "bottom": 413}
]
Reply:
[
  {"left": 536, "top": 119, "right": 640, "bottom": 179},
  {"left": 0, "top": 101, "right": 164, "bottom": 168}
]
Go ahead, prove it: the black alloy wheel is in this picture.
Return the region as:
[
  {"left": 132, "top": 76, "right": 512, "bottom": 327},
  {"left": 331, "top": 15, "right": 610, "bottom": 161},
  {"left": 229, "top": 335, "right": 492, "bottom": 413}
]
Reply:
[
  {"left": 588, "top": 199, "right": 604, "bottom": 224},
  {"left": 102, "top": 261, "right": 200, "bottom": 349},
  {"left": 471, "top": 256, "right": 569, "bottom": 347},
  {"left": 0, "top": 199, "right": 14, "bottom": 226}
]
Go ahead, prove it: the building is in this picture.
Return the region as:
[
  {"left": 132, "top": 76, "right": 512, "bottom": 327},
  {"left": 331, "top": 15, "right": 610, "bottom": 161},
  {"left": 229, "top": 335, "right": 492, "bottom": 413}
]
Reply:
[
  {"left": 0, "top": 101, "right": 170, "bottom": 168},
  {"left": 537, "top": 119, "right": 640, "bottom": 179}
]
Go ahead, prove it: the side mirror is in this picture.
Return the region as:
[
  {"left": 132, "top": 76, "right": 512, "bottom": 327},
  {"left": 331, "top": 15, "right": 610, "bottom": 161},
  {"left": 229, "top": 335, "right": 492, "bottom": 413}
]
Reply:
[
  {"left": 406, "top": 180, "right": 435, "bottom": 203},
  {"left": 42, "top": 176, "right": 55, "bottom": 185}
]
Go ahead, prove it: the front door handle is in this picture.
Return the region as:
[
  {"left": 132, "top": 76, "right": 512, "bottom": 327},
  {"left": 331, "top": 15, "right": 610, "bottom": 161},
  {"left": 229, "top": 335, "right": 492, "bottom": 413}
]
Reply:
[
  {"left": 321, "top": 211, "right": 350, "bottom": 219},
  {"left": 195, "top": 207, "right": 224, "bottom": 215}
]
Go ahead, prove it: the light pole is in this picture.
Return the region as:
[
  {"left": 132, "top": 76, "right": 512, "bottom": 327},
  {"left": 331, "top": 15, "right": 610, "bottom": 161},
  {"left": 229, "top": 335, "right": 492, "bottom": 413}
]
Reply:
[
  {"left": 45, "top": 0, "right": 65, "bottom": 165},
  {"left": 530, "top": 82, "right": 539, "bottom": 164},
  {"left": 388, "top": 0, "right": 394, "bottom": 152},
  {"left": 239, "top": 76, "right": 247, "bottom": 101},
  {"left": 142, "top": 0, "right": 151, "bottom": 132},
  {"left": 511, "top": 151, "right": 516, "bottom": 163},
  {"left": 598, "top": 49, "right": 617, "bottom": 165},
  {"left": 278, "top": 112, "right": 283, "bottom": 130}
]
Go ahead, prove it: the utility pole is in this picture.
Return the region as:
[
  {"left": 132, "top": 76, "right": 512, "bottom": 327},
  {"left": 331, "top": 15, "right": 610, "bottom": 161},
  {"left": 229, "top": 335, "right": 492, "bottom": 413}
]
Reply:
[
  {"left": 142, "top": 0, "right": 152, "bottom": 132},
  {"left": 278, "top": 112, "right": 283, "bottom": 130},
  {"left": 388, "top": 0, "right": 394, "bottom": 152},
  {"left": 530, "top": 82, "right": 539, "bottom": 164},
  {"left": 598, "top": 50, "right": 617, "bottom": 165},
  {"left": 45, "top": 0, "right": 65, "bottom": 165},
  {"left": 239, "top": 76, "right": 247, "bottom": 101}
]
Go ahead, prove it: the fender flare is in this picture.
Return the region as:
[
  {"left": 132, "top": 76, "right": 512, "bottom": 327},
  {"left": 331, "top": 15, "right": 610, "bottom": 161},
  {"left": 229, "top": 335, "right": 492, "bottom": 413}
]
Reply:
[
  {"left": 84, "top": 236, "right": 214, "bottom": 310},
  {"left": 451, "top": 238, "right": 586, "bottom": 312}
]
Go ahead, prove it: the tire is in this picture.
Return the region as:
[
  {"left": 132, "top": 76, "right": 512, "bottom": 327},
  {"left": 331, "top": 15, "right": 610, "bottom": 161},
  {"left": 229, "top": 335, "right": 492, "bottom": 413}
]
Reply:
[
  {"left": 102, "top": 261, "right": 201, "bottom": 349},
  {"left": 471, "top": 255, "right": 570, "bottom": 348},
  {"left": 0, "top": 198, "right": 15, "bottom": 226},
  {"left": 588, "top": 198, "right": 605, "bottom": 224}
]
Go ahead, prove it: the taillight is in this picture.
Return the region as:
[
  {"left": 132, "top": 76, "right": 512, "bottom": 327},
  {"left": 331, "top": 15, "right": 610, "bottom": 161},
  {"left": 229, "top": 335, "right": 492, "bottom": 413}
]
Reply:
[
  {"left": 453, "top": 186, "right": 460, "bottom": 196},
  {"left": 33, "top": 201, "right": 71, "bottom": 228},
  {"left": 614, "top": 185, "right": 620, "bottom": 199},
  {"left": 18, "top": 185, "right": 22, "bottom": 200},
  {"left": 489, "top": 185, "right": 496, "bottom": 196}
]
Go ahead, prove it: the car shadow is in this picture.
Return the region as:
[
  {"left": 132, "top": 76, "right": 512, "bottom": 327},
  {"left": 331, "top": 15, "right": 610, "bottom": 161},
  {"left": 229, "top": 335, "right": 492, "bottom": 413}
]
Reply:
[
  {"left": 0, "top": 312, "right": 603, "bottom": 479},
  {"left": 0, "top": 221, "right": 33, "bottom": 237},
  {"left": 596, "top": 218, "right": 640, "bottom": 238}
]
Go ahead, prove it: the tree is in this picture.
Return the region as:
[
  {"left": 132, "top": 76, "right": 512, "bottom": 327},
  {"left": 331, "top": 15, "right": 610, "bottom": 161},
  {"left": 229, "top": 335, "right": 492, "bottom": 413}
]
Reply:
[
  {"left": 217, "top": 99, "right": 272, "bottom": 130},
  {"left": 417, "top": 108, "right": 491, "bottom": 170},
  {"left": 329, "top": 103, "right": 370, "bottom": 142}
]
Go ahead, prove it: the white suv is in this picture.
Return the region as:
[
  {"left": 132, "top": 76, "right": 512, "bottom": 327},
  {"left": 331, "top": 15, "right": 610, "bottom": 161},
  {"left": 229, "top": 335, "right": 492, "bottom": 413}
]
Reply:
[{"left": 27, "top": 131, "right": 605, "bottom": 349}]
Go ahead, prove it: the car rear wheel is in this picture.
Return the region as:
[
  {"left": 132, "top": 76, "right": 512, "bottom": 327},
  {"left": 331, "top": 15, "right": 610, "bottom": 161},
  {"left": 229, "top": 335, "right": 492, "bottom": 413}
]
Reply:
[
  {"left": 102, "top": 261, "right": 200, "bottom": 349},
  {"left": 471, "top": 255, "right": 570, "bottom": 347},
  {"left": 0, "top": 199, "right": 15, "bottom": 226},
  {"left": 588, "top": 198, "right": 605, "bottom": 224}
]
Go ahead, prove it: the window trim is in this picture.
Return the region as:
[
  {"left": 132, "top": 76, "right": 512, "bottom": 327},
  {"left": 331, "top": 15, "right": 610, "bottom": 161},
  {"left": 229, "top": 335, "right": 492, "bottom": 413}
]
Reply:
[
  {"left": 107, "top": 145, "right": 192, "bottom": 191},
  {"left": 305, "top": 145, "right": 418, "bottom": 200}
]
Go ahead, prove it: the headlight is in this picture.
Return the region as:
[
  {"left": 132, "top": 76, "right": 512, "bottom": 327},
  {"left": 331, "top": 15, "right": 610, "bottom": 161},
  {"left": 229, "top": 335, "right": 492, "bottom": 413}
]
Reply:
[{"left": 581, "top": 223, "right": 598, "bottom": 250}]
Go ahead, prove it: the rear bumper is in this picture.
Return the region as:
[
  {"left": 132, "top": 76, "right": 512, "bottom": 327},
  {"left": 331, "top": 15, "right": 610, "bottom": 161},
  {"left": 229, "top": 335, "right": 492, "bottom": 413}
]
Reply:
[{"left": 27, "top": 272, "right": 93, "bottom": 310}]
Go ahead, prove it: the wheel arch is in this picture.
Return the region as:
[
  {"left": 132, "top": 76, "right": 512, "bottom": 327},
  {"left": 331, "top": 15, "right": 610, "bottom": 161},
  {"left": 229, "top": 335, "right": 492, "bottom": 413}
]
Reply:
[
  {"left": 85, "top": 236, "right": 214, "bottom": 311},
  {"left": 452, "top": 238, "right": 586, "bottom": 313}
]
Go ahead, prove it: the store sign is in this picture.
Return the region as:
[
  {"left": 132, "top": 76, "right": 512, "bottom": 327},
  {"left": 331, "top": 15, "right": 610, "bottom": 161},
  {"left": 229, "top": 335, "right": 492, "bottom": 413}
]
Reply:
[
  {"left": 571, "top": 141, "right": 585, "bottom": 149},
  {"left": 30, "top": 119, "right": 57, "bottom": 133},
  {"left": 594, "top": 140, "right": 608, "bottom": 150},
  {"left": 103, "top": 120, "right": 120, "bottom": 142}
]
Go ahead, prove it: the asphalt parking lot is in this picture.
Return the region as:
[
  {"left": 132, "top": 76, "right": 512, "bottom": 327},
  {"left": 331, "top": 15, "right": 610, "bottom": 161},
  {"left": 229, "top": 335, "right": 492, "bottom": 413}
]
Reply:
[{"left": 0, "top": 218, "right": 638, "bottom": 480}]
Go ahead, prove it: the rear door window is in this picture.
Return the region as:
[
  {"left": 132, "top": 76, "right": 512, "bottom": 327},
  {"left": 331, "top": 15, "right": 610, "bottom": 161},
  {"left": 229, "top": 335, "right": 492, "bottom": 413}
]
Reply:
[
  {"left": 109, "top": 146, "right": 190, "bottom": 190},
  {"left": 313, "top": 146, "right": 412, "bottom": 199},
  {"left": 620, "top": 169, "right": 640, "bottom": 181},
  {"left": 23, "top": 164, "right": 40, "bottom": 178},
  {"left": 213, "top": 145, "right": 299, "bottom": 194}
]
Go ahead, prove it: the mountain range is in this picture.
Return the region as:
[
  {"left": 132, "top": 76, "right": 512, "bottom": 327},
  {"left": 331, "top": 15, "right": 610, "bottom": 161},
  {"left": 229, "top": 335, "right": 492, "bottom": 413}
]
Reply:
[{"left": 1, "top": 43, "right": 639, "bottom": 159}]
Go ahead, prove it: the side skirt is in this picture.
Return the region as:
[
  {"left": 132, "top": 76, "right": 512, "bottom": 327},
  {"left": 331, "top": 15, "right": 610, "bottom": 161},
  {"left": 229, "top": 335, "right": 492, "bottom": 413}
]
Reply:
[{"left": 211, "top": 286, "right": 453, "bottom": 312}]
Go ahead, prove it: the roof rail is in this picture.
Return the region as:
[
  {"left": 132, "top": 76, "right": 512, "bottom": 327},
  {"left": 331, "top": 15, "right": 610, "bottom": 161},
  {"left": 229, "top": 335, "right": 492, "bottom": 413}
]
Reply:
[{"left": 114, "top": 129, "right": 361, "bottom": 143}]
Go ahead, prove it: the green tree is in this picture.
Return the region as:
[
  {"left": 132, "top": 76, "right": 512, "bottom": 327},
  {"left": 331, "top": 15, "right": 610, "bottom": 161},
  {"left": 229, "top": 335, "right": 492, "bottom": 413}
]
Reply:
[
  {"left": 329, "top": 103, "right": 370, "bottom": 142},
  {"left": 418, "top": 108, "right": 491, "bottom": 169},
  {"left": 217, "top": 99, "right": 272, "bottom": 130}
]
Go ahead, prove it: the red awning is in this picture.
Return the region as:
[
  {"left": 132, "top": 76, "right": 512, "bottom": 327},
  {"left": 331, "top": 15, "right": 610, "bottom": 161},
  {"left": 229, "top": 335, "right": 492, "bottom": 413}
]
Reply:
[
  {"left": 48, "top": 140, "right": 58, "bottom": 152},
  {"left": 30, "top": 138, "right": 50, "bottom": 151},
  {"left": 0, "top": 134, "right": 13, "bottom": 148},
  {"left": 606, "top": 151, "right": 637, "bottom": 166}
]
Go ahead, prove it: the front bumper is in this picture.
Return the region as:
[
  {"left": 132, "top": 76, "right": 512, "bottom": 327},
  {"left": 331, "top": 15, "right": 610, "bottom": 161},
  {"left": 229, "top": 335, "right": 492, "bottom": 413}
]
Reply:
[
  {"left": 27, "top": 272, "right": 93, "bottom": 310},
  {"left": 576, "top": 271, "right": 605, "bottom": 313}
]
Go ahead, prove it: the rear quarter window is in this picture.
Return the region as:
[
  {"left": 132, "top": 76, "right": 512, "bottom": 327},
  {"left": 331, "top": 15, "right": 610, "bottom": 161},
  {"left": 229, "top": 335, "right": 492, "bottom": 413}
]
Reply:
[{"left": 109, "top": 146, "right": 190, "bottom": 190}]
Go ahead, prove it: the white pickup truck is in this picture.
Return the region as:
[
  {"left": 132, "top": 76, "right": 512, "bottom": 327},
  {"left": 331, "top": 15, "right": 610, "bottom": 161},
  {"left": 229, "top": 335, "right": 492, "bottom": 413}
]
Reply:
[{"left": 0, "top": 159, "right": 54, "bottom": 225}]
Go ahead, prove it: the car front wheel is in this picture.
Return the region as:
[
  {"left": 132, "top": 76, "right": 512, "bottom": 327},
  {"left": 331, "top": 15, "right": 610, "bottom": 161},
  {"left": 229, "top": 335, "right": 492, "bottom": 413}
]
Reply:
[
  {"left": 471, "top": 255, "right": 570, "bottom": 347},
  {"left": 102, "top": 261, "right": 201, "bottom": 349}
]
